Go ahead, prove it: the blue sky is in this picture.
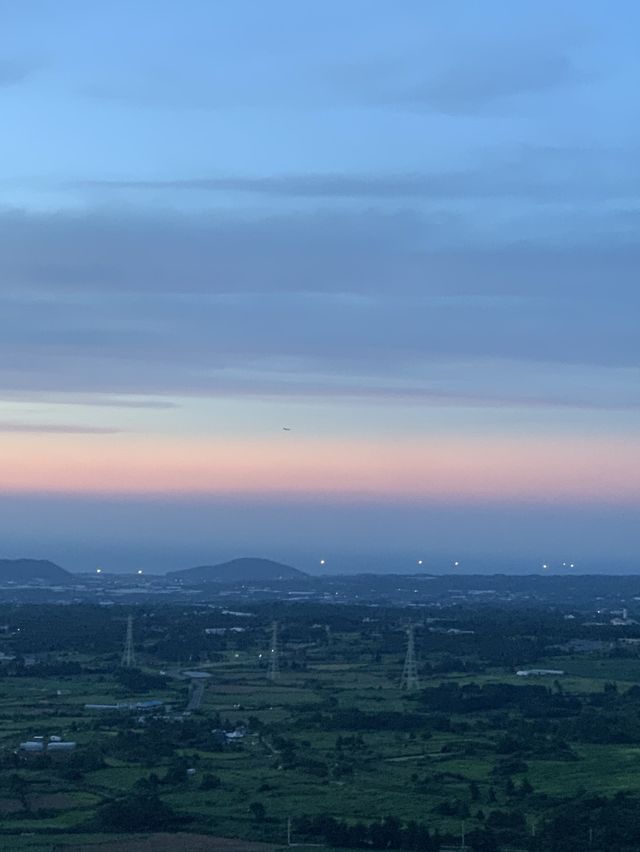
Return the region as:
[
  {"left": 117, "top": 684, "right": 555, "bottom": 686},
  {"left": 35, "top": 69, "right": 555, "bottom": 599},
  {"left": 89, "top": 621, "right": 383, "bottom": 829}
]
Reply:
[{"left": 1, "top": 1, "right": 640, "bottom": 572}]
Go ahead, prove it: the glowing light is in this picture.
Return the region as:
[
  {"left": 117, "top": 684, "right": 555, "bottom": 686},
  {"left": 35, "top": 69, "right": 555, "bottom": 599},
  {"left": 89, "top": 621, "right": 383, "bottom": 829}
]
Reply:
[
  {"left": 96, "top": 568, "right": 102, "bottom": 574},
  {"left": 417, "top": 559, "right": 423, "bottom": 565},
  {"left": 319, "top": 559, "right": 325, "bottom": 565},
  {"left": 542, "top": 564, "right": 548, "bottom": 570},
  {"left": 453, "top": 561, "right": 459, "bottom": 567},
  {"left": 137, "top": 569, "right": 143, "bottom": 575}
]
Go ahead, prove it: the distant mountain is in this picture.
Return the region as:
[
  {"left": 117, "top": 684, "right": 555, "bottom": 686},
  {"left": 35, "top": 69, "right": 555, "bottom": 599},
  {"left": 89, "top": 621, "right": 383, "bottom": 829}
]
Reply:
[
  {"left": 0, "top": 559, "right": 72, "bottom": 584},
  {"left": 168, "top": 557, "right": 308, "bottom": 583}
]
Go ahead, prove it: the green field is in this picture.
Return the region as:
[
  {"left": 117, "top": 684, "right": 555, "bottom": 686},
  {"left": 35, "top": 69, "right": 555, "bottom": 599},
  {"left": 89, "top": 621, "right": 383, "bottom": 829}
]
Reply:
[{"left": 0, "top": 606, "right": 638, "bottom": 851}]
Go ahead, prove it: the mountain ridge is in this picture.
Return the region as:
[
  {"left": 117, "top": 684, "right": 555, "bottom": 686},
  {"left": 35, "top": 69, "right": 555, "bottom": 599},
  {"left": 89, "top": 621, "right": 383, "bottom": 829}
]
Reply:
[
  {"left": 0, "top": 558, "right": 72, "bottom": 584},
  {"left": 167, "top": 556, "right": 307, "bottom": 583}
]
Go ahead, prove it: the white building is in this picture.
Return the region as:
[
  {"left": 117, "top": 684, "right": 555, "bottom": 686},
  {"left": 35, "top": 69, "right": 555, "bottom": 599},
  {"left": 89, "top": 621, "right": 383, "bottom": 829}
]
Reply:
[{"left": 516, "top": 669, "right": 564, "bottom": 677}]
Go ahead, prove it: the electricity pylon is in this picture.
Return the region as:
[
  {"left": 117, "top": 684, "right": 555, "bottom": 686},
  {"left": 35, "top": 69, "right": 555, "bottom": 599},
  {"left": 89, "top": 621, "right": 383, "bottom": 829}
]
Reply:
[
  {"left": 267, "top": 620, "right": 279, "bottom": 681},
  {"left": 121, "top": 614, "right": 136, "bottom": 668},
  {"left": 401, "top": 624, "right": 420, "bottom": 690}
]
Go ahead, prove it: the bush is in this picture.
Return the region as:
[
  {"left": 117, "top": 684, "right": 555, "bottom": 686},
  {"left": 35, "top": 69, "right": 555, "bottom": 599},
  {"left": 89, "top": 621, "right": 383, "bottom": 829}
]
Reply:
[
  {"left": 97, "top": 792, "right": 186, "bottom": 832},
  {"left": 200, "top": 773, "right": 221, "bottom": 790}
]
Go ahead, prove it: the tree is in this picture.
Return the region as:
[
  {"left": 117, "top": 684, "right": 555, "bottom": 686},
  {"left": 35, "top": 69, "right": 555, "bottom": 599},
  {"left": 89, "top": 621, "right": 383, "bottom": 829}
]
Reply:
[
  {"left": 163, "top": 755, "right": 190, "bottom": 785},
  {"left": 519, "top": 777, "right": 534, "bottom": 796},
  {"left": 249, "top": 801, "right": 266, "bottom": 822},
  {"left": 97, "top": 792, "right": 185, "bottom": 832},
  {"left": 200, "top": 773, "right": 221, "bottom": 790},
  {"left": 8, "top": 773, "right": 29, "bottom": 811},
  {"left": 467, "top": 827, "right": 500, "bottom": 851}
]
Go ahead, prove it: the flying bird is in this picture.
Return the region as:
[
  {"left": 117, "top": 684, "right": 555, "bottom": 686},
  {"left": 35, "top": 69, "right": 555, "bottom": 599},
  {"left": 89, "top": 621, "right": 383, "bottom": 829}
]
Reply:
[{"left": 282, "top": 427, "right": 291, "bottom": 431}]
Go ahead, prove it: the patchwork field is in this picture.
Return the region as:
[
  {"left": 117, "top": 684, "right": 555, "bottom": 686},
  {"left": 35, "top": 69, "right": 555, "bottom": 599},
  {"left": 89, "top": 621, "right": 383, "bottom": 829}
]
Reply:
[{"left": 0, "top": 603, "right": 638, "bottom": 850}]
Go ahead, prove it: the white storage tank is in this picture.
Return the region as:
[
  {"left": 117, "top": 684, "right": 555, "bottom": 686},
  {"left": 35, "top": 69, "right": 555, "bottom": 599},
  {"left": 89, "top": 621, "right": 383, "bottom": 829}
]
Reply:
[{"left": 20, "top": 741, "right": 44, "bottom": 752}]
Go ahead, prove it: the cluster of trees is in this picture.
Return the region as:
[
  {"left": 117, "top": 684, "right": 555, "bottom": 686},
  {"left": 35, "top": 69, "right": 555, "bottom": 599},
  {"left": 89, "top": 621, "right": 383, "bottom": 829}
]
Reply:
[
  {"left": 0, "top": 659, "right": 84, "bottom": 678},
  {"left": 293, "top": 814, "right": 444, "bottom": 851},
  {"left": 114, "top": 666, "right": 167, "bottom": 692},
  {"left": 532, "top": 793, "right": 640, "bottom": 852},
  {"left": 421, "top": 655, "right": 485, "bottom": 675},
  {"left": 560, "top": 705, "right": 640, "bottom": 745},
  {"left": 293, "top": 799, "right": 640, "bottom": 852},
  {"left": 1, "top": 605, "right": 122, "bottom": 654},
  {"left": 133, "top": 764, "right": 222, "bottom": 792},
  {"left": 103, "top": 716, "right": 226, "bottom": 763},
  {"left": 467, "top": 682, "right": 640, "bottom": 749},
  {"left": 418, "top": 682, "right": 580, "bottom": 716},
  {"left": 2, "top": 597, "right": 639, "bottom": 678},
  {"left": 292, "top": 812, "right": 514, "bottom": 852},
  {"left": 300, "top": 708, "right": 429, "bottom": 732},
  {"left": 96, "top": 791, "right": 187, "bottom": 832}
]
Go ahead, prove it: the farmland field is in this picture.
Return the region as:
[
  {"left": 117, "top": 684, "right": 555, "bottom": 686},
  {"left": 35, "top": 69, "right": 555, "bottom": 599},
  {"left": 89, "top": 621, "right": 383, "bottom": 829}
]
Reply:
[{"left": 0, "top": 601, "right": 639, "bottom": 850}]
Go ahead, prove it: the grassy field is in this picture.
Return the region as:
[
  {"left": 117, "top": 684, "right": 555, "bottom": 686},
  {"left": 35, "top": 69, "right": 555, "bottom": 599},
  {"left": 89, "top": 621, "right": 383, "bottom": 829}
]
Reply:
[{"left": 0, "top": 627, "right": 639, "bottom": 847}]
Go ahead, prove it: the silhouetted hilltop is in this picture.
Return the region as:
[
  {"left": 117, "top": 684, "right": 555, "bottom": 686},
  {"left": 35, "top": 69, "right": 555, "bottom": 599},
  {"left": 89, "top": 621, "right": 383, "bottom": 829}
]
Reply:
[
  {"left": 168, "top": 557, "right": 307, "bottom": 583},
  {"left": 0, "top": 559, "right": 72, "bottom": 584}
]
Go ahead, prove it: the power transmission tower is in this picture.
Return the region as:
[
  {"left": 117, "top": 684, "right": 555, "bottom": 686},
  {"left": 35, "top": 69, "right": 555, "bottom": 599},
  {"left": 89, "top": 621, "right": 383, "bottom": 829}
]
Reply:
[
  {"left": 401, "top": 624, "right": 420, "bottom": 691},
  {"left": 267, "top": 620, "right": 279, "bottom": 681},
  {"left": 121, "top": 614, "right": 136, "bottom": 668}
]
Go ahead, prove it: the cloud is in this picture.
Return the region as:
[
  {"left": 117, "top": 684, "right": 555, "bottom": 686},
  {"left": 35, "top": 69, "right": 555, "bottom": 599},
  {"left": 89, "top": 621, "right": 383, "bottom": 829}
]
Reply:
[
  {"left": 402, "top": 49, "right": 578, "bottom": 113},
  {"left": 0, "top": 205, "right": 639, "bottom": 407},
  {"left": 76, "top": 170, "right": 576, "bottom": 200},
  {"left": 0, "top": 59, "right": 34, "bottom": 87},
  {"left": 334, "top": 41, "right": 581, "bottom": 114},
  {"left": 80, "top": 28, "right": 581, "bottom": 116},
  {"left": 75, "top": 147, "right": 640, "bottom": 202},
  {"left": 0, "top": 423, "right": 120, "bottom": 434},
  {"left": 0, "top": 206, "right": 437, "bottom": 296},
  {"left": 0, "top": 392, "right": 177, "bottom": 409}
]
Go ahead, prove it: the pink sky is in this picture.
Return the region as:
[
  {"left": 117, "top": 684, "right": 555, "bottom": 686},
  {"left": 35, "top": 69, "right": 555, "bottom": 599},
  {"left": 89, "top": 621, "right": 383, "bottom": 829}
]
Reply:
[{"left": 2, "top": 432, "right": 639, "bottom": 504}]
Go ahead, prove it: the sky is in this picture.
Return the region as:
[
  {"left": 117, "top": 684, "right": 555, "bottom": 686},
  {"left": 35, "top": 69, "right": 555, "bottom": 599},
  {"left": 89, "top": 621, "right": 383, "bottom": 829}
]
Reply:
[{"left": 1, "top": 0, "right": 640, "bottom": 573}]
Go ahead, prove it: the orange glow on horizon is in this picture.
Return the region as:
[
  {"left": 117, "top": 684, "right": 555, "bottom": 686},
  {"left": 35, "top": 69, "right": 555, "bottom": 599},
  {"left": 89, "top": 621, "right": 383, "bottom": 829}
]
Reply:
[{"left": 1, "top": 433, "right": 640, "bottom": 503}]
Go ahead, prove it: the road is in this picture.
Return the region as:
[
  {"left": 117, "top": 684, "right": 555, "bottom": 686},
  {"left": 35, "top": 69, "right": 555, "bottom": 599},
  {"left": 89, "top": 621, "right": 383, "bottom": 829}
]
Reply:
[{"left": 186, "top": 679, "right": 206, "bottom": 711}]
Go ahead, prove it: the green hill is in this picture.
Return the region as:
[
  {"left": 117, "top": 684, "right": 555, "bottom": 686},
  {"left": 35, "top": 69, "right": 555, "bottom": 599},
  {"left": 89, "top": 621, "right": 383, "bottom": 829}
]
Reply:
[
  {"left": 168, "top": 556, "right": 307, "bottom": 583},
  {"left": 0, "top": 558, "right": 72, "bottom": 584}
]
